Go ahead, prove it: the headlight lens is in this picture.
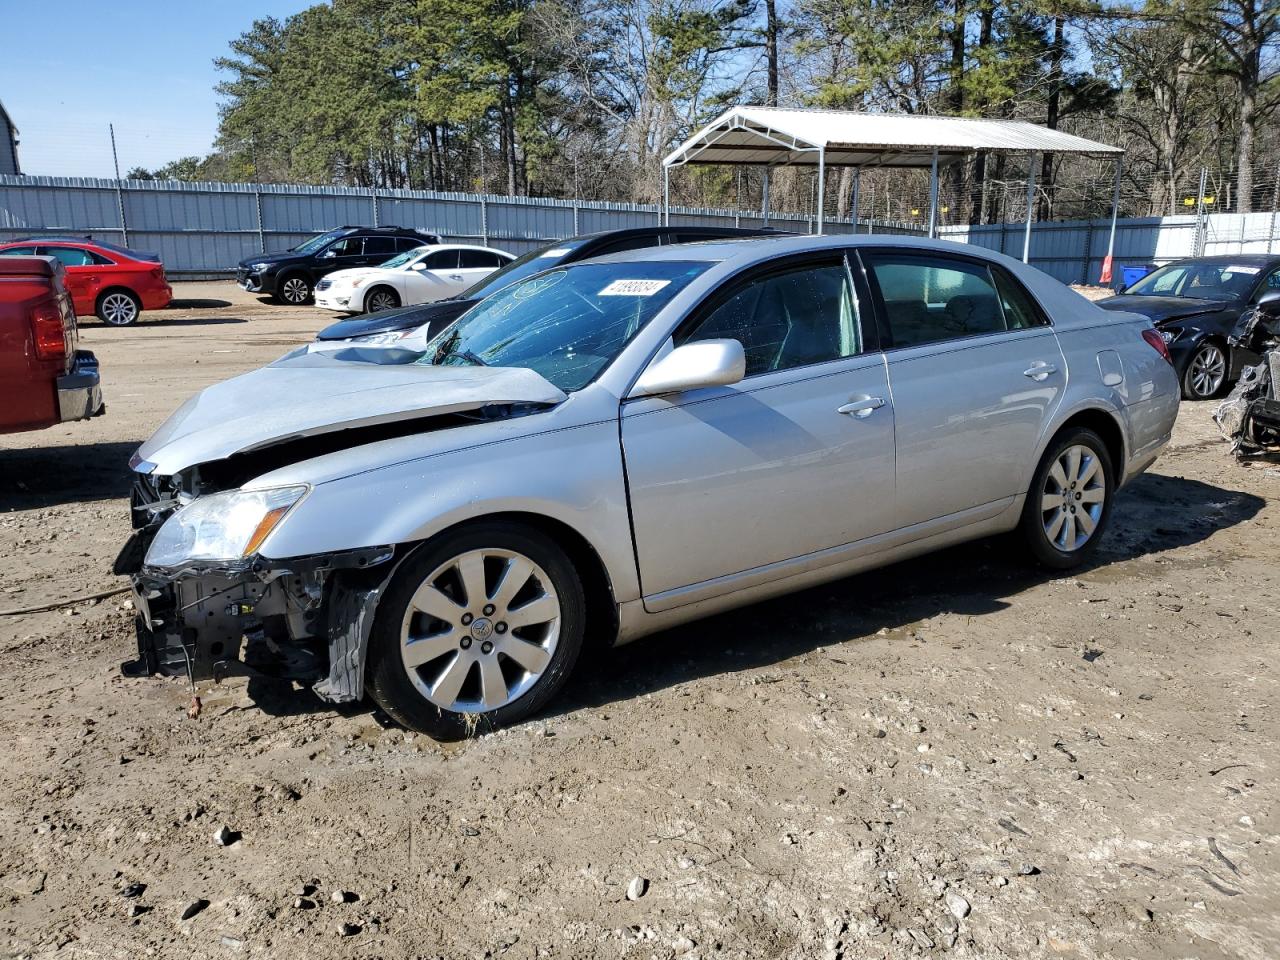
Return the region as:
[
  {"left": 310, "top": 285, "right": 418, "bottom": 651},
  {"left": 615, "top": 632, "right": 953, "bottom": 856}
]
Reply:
[
  {"left": 145, "top": 486, "right": 308, "bottom": 568},
  {"left": 250, "top": 262, "right": 269, "bottom": 272}
]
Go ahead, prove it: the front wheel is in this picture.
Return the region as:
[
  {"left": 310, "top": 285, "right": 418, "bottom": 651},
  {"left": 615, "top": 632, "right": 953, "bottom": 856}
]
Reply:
[
  {"left": 1182, "top": 340, "right": 1228, "bottom": 400},
  {"left": 1019, "top": 427, "right": 1114, "bottom": 569},
  {"left": 365, "top": 523, "right": 586, "bottom": 740},
  {"left": 276, "top": 273, "right": 312, "bottom": 305},
  {"left": 97, "top": 289, "right": 141, "bottom": 326},
  {"left": 364, "top": 286, "right": 401, "bottom": 313}
]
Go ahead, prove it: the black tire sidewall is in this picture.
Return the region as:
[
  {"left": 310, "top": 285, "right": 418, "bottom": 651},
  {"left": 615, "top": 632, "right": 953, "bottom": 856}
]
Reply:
[
  {"left": 365, "top": 523, "right": 586, "bottom": 739},
  {"left": 1020, "top": 427, "right": 1115, "bottom": 569},
  {"left": 96, "top": 289, "right": 141, "bottom": 326}
]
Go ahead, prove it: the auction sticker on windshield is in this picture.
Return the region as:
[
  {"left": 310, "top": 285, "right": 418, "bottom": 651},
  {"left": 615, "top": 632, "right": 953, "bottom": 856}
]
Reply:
[{"left": 599, "top": 279, "right": 672, "bottom": 296}]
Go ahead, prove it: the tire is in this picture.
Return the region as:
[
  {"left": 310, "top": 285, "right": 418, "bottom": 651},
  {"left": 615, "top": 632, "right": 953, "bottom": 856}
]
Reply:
[
  {"left": 1019, "top": 426, "right": 1114, "bottom": 569},
  {"left": 1181, "top": 340, "right": 1228, "bottom": 400},
  {"left": 365, "top": 522, "right": 586, "bottom": 740},
  {"left": 275, "top": 273, "right": 312, "bottom": 305},
  {"left": 364, "top": 286, "right": 401, "bottom": 314},
  {"left": 96, "top": 289, "right": 142, "bottom": 326}
]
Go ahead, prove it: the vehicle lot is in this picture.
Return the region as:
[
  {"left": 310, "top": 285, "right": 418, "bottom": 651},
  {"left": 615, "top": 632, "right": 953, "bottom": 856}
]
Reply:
[{"left": 1, "top": 282, "right": 1277, "bottom": 958}]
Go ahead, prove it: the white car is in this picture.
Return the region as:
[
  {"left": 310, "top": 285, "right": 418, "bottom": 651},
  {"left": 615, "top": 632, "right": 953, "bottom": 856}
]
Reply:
[{"left": 314, "top": 244, "right": 514, "bottom": 314}]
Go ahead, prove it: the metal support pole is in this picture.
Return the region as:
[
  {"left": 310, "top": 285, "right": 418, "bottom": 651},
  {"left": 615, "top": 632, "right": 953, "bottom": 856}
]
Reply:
[
  {"left": 1268, "top": 159, "right": 1280, "bottom": 254},
  {"left": 816, "top": 149, "right": 826, "bottom": 234},
  {"left": 572, "top": 199, "right": 580, "bottom": 236},
  {"left": 851, "top": 168, "right": 861, "bottom": 234},
  {"left": 762, "top": 169, "right": 771, "bottom": 226},
  {"left": 662, "top": 165, "right": 670, "bottom": 226},
  {"left": 371, "top": 191, "right": 379, "bottom": 227},
  {"left": 927, "top": 149, "right": 940, "bottom": 239},
  {"left": 1194, "top": 166, "right": 1208, "bottom": 257},
  {"left": 109, "top": 123, "right": 129, "bottom": 247},
  {"left": 479, "top": 195, "right": 488, "bottom": 245},
  {"left": 254, "top": 189, "right": 265, "bottom": 254},
  {"left": 1102, "top": 156, "right": 1123, "bottom": 284},
  {"left": 1022, "top": 152, "right": 1039, "bottom": 264}
]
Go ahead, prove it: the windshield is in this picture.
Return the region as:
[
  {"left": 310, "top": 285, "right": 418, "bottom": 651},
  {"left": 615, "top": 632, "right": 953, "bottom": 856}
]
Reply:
[
  {"left": 1125, "top": 262, "right": 1260, "bottom": 301},
  {"left": 292, "top": 229, "right": 346, "bottom": 254},
  {"left": 377, "top": 246, "right": 430, "bottom": 270},
  {"left": 459, "top": 237, "right": 592, "bottom": 300},
  {"left": 418, "top": 260, "right": 710, "bottom": 391}
]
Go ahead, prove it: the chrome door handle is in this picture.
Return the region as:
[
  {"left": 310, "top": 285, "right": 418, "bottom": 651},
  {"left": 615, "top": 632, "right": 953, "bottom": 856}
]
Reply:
[
  {"left": 449, "top": 274, "right": 463, "bottom": 281},
  {"left": 837, "top": 396, "right": 885, "bottom": 418},
  {"left": 1023, "top": 361, "right": 1058, "bottom": 381}
]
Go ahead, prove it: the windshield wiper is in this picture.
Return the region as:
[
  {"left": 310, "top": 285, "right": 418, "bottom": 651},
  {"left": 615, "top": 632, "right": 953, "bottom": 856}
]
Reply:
[{"left": 432, "top": 330, "right": 487, "bottom": 367}]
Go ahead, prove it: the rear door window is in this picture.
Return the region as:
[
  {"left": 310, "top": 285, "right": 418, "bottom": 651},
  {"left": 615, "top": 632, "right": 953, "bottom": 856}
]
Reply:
[
  {"left": 861, "top": 252, "right": 1026, "bottom": 348},
  {"left": 362, "top": 237, "right": 398, "bottom": 259},
  {"left": 40, "top": 246, "right": 96, "bottom": 267}
]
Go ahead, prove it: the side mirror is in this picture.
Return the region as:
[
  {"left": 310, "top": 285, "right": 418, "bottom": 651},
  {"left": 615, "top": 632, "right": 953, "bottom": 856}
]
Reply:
[
  {"left": 1255, "top": 288, "right": 1280, "bottom": 316},
  {"left": 631, "top": 339, "right": 746, "bottom": 397},
  {"left": 320, "top": 249, "right": 336, "bottom": 259},
  {"left": 411, "top": 261, "right": 428, "bottom": 271}
]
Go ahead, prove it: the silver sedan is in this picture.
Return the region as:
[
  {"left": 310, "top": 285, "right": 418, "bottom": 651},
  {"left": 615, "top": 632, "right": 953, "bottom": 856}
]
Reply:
[{"left": 118, "top": 235, "right": 1180, "bottom": 738}]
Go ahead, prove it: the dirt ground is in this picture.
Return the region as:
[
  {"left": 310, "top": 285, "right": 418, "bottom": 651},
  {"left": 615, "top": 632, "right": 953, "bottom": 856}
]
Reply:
[{"left": 0, "top": 282, "right": 1277, "bottom": 960}]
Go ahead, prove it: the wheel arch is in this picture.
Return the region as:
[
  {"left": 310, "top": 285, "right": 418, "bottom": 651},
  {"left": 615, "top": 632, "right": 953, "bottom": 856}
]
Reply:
[
  {"left": 394, "top": 510, "right": 620, "bottom": 648},
  {"left": 95, "top": 284, "right": 140, "bottom": 308},
  {"left": 363, "top": 283, "right": 401, "bottom": 312},
  {"left": 1052, "top": 407, "right": 1126, "bottom": 481}
]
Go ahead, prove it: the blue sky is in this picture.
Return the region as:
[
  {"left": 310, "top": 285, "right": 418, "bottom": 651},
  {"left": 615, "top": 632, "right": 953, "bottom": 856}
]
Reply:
[{"left": 0, "top": 0, "right": 314, "bottom": 178}]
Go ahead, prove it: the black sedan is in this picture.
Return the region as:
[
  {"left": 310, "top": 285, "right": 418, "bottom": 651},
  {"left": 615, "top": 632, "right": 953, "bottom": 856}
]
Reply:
[
  {"left": 1098, "top": 254, "right": 1280, "bottom": 399},
  {"left": 313, "top": 225, "right": 790, "bottom": 349}
]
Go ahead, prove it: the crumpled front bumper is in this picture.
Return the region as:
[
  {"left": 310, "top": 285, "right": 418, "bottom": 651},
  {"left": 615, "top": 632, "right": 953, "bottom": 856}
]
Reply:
[{"left": 115, "top": 510, "right": 396, "bottom": 703}]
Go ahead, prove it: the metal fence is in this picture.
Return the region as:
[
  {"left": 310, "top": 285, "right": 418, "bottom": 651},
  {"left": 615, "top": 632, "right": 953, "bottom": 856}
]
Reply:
[
  {"left": 0, "top": 175, "right": 920, "bottom": 276},
  {"left": 938, "top": 210, "right": 1280, "bottom": 286},
  {"left": 2, "top": 174, "right": 1276, "bottom": 283}
]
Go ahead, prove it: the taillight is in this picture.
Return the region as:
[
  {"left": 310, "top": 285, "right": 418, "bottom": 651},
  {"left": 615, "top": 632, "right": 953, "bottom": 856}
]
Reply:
[
  {"left": 1141, "top": 328, "right": 1173, "bottom": 365},
  {"left": 151, "top": 265, "right": 164, "bottom": 280},
  {"left": 30, "top": 300, "right": 68, "bottom": 362}
]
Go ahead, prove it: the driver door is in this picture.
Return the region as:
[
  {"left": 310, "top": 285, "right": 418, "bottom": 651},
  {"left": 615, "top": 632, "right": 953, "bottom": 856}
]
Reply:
[
  {"left": 620, "top": 254, "right": 897, "bottom": 611},
  {"left": 407, "top": 249, "right": 464, "bottom": 302}
]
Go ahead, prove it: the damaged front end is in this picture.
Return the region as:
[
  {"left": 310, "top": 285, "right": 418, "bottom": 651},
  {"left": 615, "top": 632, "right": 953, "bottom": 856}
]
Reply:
[
  {"left": 1214, "top": 307, "right": 1280, "bottom": 457},
  {"left": 114, "top": 467, "right": 397, "bottom": 704}
]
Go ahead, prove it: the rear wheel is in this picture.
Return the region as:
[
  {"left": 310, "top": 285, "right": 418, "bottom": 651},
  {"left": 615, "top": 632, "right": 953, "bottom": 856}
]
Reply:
[
  {"left": 1182, "top": 340, "right": 1228, "bottom": 400},
  {"left": 1019, "top": 427, "right": 1114, "bottom": 569},
  {"left": 96, "top": 289, "right": 141, "bottom": 326},
  {"left": 364, "top": 286, "right": 401, "bottom": 313},
  {"left": 365, "top": 523, "right": 585, "bottom": 740},
  {"left": 276, "top": 273, "right": 312, "bottom": 305}
]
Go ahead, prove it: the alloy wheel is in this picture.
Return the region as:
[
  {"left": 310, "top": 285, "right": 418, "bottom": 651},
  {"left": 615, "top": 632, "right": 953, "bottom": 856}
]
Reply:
[
  {"left": 1039, "top": 443, "right": 1106, "bottom": 552},
  {"left": 281, "top": 277, "right": 309, "bottom": 304},
  {"left": 367, "top": 290, "right": 398, "bottom": 312},
  {"left": 399, "top": 548, "right": 561, "bottom": 713},
  {"left": 1188, "top": 343, "right": 1226, "bottom": 398},
  {"left": 101, "top": 293, "right": 138, "bottom": 325}
]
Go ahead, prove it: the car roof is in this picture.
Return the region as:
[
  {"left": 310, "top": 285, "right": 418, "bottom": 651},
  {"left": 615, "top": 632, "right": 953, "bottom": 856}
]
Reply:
[
  {"left": 570, "top": 225, "right": 789, "bottom": 243},
  {"left": 1169, "top": 254, "right": 1280, "bottom": 267}
]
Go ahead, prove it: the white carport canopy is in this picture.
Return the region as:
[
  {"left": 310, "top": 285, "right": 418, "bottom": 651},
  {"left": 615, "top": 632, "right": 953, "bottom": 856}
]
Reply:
[{"left": 662, "top": 106, "right": 1125, "bottom": 264}]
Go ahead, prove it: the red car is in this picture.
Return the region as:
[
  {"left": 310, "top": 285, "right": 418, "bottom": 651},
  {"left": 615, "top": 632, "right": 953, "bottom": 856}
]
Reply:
[
  {"left": 0, "top": 256, "right": 103, "bottom": 434},
  {"left": 0, "top": 237, "right": 172, "bottom": 326}
]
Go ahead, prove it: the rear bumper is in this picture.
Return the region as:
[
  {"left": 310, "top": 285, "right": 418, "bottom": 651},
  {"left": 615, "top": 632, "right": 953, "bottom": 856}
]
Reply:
[
  {"left": 56, "top": 350, "right": 104, "bottom": 423},
  {"left": 142, "top": 285, "right": 173, "bottom": 311}
]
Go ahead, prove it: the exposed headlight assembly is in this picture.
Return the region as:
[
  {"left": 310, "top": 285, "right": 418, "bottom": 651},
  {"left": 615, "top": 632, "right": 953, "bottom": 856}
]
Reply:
[
  {"left": 145, "top": 486, "right": 308, "bottom": 569},
  {"left": 250, "top": 262, "right": 270, "bottom": 272},
  {"left": 1158, "top": 327, "right": 1179, "bottom": 344}
]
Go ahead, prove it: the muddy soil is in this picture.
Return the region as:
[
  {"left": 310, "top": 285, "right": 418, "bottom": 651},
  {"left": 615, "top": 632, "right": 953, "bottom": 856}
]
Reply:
[{"left": 0, "top": 283, "right": 1276, "bottom": 959}]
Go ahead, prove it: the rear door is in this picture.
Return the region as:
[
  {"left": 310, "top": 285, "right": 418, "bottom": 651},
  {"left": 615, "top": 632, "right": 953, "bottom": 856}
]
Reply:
[
  {"left": 38, "top": 246, "right": 103, "bottom": 315},
  {"left": 361, "top": 235, "right": 399, "bottom": 267},
  {"left": 621, "top": 253, "right": 897, "bottom": 609},
  {"left": 457, "top": 249, "right": 505, "bottom": 289},
  {"left": 858, "top": 249, "right": 1066, "bottom": 530}
]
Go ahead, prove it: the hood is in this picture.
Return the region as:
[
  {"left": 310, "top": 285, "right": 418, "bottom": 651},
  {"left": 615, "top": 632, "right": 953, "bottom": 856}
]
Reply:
[
  {"left": 134, "top": 352, "right": 566, "bottom": 476},
  {"left": 320, "top": 268, "right": 386, "bottom": 287},
  {"left": 316, "top": 298, "right": 476, "bottom": 341},
  {"left": 238, "top": 250, "right": 301, "bottom": 268},
  {"left": 1097, "top": 295, "right": 1231, "bottom": 324}
]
